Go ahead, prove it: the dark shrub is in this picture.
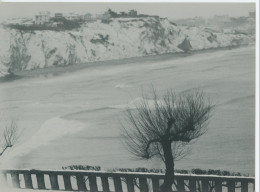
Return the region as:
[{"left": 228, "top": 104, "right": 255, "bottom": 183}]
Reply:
[
  {"left": 221, "top": 170, "right": 231, "bottom": 176},
  {"left": 191, "top": 168, "right": 207, "bottom": 175},
  {"left": 62, "top": 165, "right": 101, "bottom": 171}
]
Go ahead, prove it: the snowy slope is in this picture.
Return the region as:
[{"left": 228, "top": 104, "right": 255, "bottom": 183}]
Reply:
[{"left": 0, "top": 17, "right": 253, "bottom": 76}]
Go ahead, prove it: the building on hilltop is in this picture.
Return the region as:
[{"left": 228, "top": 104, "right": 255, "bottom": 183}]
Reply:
[
  {"left": 66, "top": 13, "right": 78, "bottom": 21},
  {"left": 128, "top": 10, "right": 138, "bottom": 17},
  {"left": 84, "top": 13, "right": 94, "bottom": 21},
  {"left": 35, "top": 12, "right": 50, "bottom": 25},
  {"left": 66, "top": 13, "right": 84, "bottom": 21},
  {"left": 55, "top": 13, "right": 63, "bottom": 19}
]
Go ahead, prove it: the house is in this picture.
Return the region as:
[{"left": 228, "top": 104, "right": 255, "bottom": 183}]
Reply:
[
  {"left": 128, "top": 10, "right": 137, "bottom": 17},
  {"left": 55, "top": 13, "right": 63, "bottom": 19},
  {"left": 84, "top": 13, "right": 93, "bottom": 21},
  {"left": 66, "top": 13, "right": 83, "bottom": 21},
  {"left": 35, "top": 12, "right": 50, "bottom": 25},
  {"left": 66, "top": 13, "right": 78, "bottom": 21}
]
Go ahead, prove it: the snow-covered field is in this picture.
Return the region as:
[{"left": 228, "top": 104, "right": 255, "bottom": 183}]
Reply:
[{"left": 0, "top": 45, "right": 255, "bottom": 176}]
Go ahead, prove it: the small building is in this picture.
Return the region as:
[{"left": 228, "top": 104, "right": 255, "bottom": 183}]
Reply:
[
  {"left": 66, "top": 14, "right": 77, "bottom": 21},
  {"left": 55, "top": 13, "right": 63, "bottom": 19},
  {"left": 128, "top": 10, "right": 137, "bottom": 17},
  {"left": 84, "top": 13, "right": 93, "bottom": 21},
  {"left": 66, "top": 13, "right": 83, "bottom": 21},
  {"left": 35, "top": 12, "right": 50, "bottom": 25}
]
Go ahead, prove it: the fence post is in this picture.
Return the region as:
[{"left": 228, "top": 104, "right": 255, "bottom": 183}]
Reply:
[
  {"left": 49, "top": 173, "right": 59, "bottom": 190},
  {"left": 214, "top": 180, "right": 222, "bottom": 192},
  {"left": 101, "top": 176, "right": 110, "bottom": 192},
  {"left": 152, "top": 178, "right": 160, "bottom": 192},
  {"left": 36, "top": 173, "right": 46, "bottom": 189},
  {"left": 126, "top": 177, "right": 135, "bottom": 192},
  {"left": 89, "top": 175, "right": 98, "bottom": 192},
  {"left": 227, "top": 181, "right": 235, "bottom": 192},
  {"left": 76, "top": 174, "right": 87, "bottom": 191},
  {"left": 241, "top": 180, "right": 248, "bottom": 192},
  {"left": 63, "top": 175, "right": 72, "bottom": 191},
  {"left": 139, "top": 177, "right": 149, "bottom": 192},
  {"left": 189, "top": 179, "right": 196, "bottom": 192},
  {"left": 201, "top": 179, "right": 209, "bottom": 192},
  {"left": 113, "top": 176, "right": 123, "bottom": 192},
  {"left": 24, "top": 172, "right": 33, "bottom": 189},
  {"left": 11, "top": 172, "right": 20, "bottom": 188},
  {"left": 177, "top": 178, "right": 185, "bottom": 192}
]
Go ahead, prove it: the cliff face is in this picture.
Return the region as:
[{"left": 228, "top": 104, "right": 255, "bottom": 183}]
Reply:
[{"left": 0, "top": 17, "right": 252, "bottom": 75}]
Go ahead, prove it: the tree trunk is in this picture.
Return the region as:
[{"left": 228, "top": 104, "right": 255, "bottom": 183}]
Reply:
[{"left": 160, "top": 141, "right": 174, "bottom": 192}]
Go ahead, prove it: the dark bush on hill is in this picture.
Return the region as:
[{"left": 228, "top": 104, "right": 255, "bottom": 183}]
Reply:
[{"left": 6, "top": 17, "right": 81, "bottom": 31}]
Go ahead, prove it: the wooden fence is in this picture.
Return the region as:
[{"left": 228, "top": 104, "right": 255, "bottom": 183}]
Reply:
[{"left": 0, "top": 169, "right": 255, "bottom": 192}]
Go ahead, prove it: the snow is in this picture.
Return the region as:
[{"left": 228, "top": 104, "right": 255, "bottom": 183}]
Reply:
[
  {"left": 0, "top": 117, "right": 86, "bottom": 169},
  {"left": 0, "top": 17, "right": 253, "bottom": 76}
]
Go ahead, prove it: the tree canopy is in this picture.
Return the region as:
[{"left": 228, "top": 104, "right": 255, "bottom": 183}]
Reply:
[{"left": 121, "top": 89, "right": 214, "bottom": 192}]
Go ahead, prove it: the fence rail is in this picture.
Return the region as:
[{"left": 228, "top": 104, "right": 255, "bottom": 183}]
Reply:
[{"left": 0, "top": 169, "right": 255, "bottom": 192}]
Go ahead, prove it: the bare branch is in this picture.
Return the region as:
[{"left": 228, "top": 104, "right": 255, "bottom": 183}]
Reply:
[
  {"left": 121, "top": 88, "right": 214, "bottom": 192},
  {"left": 121, "top": 88, "right": 214, "bottom": 161},
  {"left": 0, "top": 120, "right": 19, "bottom": 156}
]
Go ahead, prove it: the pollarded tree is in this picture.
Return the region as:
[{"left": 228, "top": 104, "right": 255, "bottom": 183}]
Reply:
[{"left": 121, "top": 89, "right": 214, "bottom": 192}]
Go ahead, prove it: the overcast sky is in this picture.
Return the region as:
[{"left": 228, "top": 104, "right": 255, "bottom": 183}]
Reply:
[{"left": 0, "top": 2, "right": 256, "bottom": 20}]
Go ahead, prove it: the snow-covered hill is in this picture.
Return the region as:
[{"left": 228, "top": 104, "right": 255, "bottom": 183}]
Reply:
[{"left": 0, "top": 17, "right": 253, "bottom": 76}]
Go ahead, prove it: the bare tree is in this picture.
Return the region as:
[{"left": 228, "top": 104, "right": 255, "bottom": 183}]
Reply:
[
  {"left": 121, "top": 89, "right": 214, "bottom": 192},
  {"left": 0, "top": 120, "right": 18, "bottom": 156}
]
